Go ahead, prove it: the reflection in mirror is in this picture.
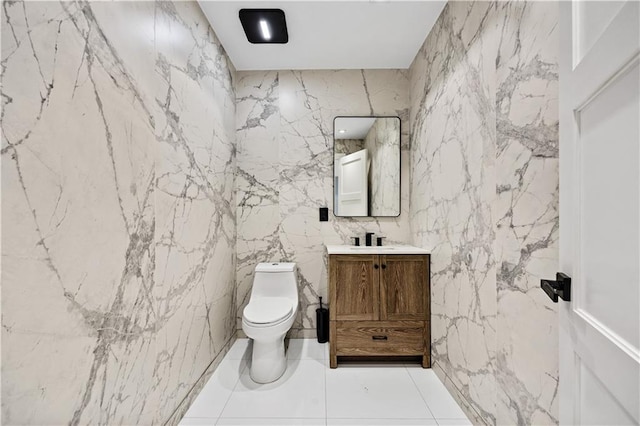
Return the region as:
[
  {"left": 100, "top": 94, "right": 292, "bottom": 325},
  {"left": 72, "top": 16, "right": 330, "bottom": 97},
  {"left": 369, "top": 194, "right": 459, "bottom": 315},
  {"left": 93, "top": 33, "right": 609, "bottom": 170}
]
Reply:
[{"left": 333, "top": 116, "right": 400, "bottom": 217}]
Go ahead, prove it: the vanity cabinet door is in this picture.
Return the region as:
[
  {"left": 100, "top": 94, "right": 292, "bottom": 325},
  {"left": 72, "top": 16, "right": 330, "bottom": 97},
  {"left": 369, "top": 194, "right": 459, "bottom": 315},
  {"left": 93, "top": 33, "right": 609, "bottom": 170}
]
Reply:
[
  {"left": 329, "top": 254, "right": 380, "bottom": 321},
  {"left": 379, "top": 255, "right": 429, "bottom": 321}
]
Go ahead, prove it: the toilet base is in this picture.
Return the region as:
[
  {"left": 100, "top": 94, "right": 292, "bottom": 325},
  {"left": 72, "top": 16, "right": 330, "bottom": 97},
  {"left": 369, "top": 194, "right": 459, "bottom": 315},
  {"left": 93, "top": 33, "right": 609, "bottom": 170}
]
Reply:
[{"left": 250, "top": 335, "right": 287, "bottom": 383}]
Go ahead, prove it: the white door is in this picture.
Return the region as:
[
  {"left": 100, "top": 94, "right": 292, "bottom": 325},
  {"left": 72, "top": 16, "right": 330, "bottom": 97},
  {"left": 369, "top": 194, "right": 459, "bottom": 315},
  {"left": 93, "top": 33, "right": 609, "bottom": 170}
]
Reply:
[
  {"left": 559, "top": 1, "right": 640, "bottom": 424},
  {"left": 336, "top": 149, "right": 368, "bottom": 216}
]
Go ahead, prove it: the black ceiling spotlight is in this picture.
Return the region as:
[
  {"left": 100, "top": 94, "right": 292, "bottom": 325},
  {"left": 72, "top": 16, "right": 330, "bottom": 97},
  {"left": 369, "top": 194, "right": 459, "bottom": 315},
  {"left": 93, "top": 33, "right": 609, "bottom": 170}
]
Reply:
[{"left": 239, "top": 9, "right": 288, "bottom": 44}]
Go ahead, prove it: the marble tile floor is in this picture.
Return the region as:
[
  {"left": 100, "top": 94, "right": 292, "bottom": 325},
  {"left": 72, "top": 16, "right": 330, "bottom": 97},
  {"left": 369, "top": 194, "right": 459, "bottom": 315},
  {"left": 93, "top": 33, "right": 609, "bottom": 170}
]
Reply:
[{"left": 179, "top": 339, "right": 471, "bottom": 426}]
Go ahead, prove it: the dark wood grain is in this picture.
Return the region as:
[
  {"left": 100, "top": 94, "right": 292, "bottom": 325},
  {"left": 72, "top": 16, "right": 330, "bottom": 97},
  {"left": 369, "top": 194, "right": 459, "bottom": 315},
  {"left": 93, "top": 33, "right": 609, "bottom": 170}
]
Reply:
[
  {"left": 422, "top": 321, "right": 431, "bottom": 368},
  {"left": 380, "top": 255, "right": 429, "bottom": 321},
  {"left": 329, "top": 254, "right": 379, "bottom": 321},
  {"left": 328, "top": 253, "right": 431, "bottom": 368},
  {"left": 336, "top": 321, "right": 424, "bottom": 354},
  {"left": 330, "top": 321, "right": 338, "bottom": 368}
]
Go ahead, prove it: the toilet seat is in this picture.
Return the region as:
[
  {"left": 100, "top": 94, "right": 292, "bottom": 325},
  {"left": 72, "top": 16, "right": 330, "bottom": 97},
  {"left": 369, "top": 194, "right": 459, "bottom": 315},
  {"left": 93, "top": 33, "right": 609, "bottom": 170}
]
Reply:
[
  {"left": 243, "top": 262, "right": 298, "bottom": 383},
  {"left": 243, "top": 297, "right": 294, "bottom": 327}
]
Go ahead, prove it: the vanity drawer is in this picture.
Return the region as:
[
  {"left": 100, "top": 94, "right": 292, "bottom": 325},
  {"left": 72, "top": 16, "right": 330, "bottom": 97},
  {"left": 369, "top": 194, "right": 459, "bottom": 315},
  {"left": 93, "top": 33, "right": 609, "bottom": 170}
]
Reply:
[{"left": 335, "top": 321, "right": 426, "bottom": 355}]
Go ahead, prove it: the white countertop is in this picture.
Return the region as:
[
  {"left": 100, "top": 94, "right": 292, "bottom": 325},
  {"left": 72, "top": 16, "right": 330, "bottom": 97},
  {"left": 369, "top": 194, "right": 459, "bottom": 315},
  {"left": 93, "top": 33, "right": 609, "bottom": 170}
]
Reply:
[{"left": 325, "top": 244, "right": 431, "bottom": 255}]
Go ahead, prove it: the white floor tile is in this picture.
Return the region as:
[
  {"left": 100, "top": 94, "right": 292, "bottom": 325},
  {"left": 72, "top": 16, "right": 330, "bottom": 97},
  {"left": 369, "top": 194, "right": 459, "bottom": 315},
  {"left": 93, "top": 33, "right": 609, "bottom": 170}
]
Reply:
[
  {"left": 183, "top": 358, "right": 248, "bottom": 419},
  {"left": 216, "top": 418, "right": 326, "bottom": 425},
  {"left": 330, "top": 362, "right": 408, "bottom": 369},
  {"left": 286, "top": 338, "right": 326, "bottom": 360},
  {"left": 183, "top": 342, "right": 470, "bottom": 426},
  {"left": 405, "top": 367, "right": 467, "bottom": 419},
  {"left": 326, "top": 366, "right": 433, "bottom": 419},
  {"left": 221, "top": 359, "right": 326, "bottom": 418},
  {"left": 436, "top": 419, "right": 473, "bottom": 426},
  {"left": 179, "top": 417, "right": 218, "bottom": 425},
  {"left": 328, "top": 419, "right": 438, "bottom": 426},
  {"left": 226, "top": 339, "right": 252, "bottom": 360}
]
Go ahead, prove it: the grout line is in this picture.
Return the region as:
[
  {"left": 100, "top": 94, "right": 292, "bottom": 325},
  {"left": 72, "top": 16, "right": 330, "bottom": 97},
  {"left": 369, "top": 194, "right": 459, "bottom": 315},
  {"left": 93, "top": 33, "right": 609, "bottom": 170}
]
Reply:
[
  {"left": 325, "top": 420, "right": 443, "bottom": 422},
  {"left": 214, "top": 342, "right": 249, "bottom": 425},
  {"left": 404, "top": 364, "right": 436, "bottom": 420},
  {"left": 434, "top": 419, "right": 472, "bottom": 426},
  {"left": 216, "top": 417, "right": 327, "bottom": 425},
  {"left": 167, "top": 334, "right": 237, "bottom": 425},
  {"left": 430, "top": 362, "right": 482, "bottom": 425}
]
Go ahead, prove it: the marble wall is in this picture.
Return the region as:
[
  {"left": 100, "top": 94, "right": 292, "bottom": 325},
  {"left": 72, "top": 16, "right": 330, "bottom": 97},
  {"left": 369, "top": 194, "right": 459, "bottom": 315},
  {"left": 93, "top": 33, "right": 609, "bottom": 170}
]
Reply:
[
  {"left": 235, "top": 70, "right": 410, "bottom": 335},
  {"left": 334, "top": 139, "right": 365, "bottom": 155},
  {"left": 2, "top": 0, "right": 560, "bottom": 423},
  {"left": 1, "top": 1, "right": 236, "bottom": 424},
  {"left": 364, "top": 117, "right": 401, "bottom": 216},
  {"left": 409, "top": 2, "right": 559, "bottom": 425}
]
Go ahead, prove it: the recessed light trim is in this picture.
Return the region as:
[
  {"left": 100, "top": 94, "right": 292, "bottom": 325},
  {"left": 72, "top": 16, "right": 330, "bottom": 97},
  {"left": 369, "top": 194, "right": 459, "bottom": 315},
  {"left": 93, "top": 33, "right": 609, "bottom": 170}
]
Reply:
[{"left": 239, "top": 9, "right": 288, "bottom": 44}]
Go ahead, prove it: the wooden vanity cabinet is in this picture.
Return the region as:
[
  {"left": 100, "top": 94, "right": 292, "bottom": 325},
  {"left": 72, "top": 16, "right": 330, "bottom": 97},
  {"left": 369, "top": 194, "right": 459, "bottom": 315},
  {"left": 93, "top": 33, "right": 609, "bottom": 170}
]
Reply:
[{"left": 329, "top": 254, "right": 430, "bottom": 368}]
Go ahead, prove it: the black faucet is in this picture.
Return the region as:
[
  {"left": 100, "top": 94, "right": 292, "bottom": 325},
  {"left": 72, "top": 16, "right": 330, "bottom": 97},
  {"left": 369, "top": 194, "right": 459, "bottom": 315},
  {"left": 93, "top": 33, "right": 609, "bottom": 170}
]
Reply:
[{"left": 365, "top": 232, "right": 375, "bottom": 247}]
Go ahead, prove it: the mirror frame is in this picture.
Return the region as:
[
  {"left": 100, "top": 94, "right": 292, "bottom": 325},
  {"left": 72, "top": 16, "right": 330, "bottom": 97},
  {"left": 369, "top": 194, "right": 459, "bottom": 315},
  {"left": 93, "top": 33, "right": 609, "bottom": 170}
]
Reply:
[{"left": 332, "top": 115, "right": 401, "bottom": 218}]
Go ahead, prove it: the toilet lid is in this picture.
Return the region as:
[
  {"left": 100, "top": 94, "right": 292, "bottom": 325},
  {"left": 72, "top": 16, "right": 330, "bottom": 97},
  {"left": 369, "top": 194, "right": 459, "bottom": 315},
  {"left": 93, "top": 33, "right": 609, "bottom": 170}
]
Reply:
[{"left": 243, "top": 297, "right": 294, "bottom": 324}]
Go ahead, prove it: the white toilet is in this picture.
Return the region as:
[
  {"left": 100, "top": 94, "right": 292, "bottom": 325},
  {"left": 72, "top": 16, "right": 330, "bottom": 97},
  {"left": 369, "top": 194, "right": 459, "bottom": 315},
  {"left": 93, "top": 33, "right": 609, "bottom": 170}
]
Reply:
[{"left": 242, "top": 262, "right": 299, "bottom": 383}]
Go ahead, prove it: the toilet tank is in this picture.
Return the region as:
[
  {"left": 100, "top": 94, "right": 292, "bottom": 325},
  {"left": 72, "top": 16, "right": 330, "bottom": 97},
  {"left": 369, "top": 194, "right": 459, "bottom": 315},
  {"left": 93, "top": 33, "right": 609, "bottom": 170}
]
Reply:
[{"left": 251, "top": 262, "right": 298, "bottom": 300}]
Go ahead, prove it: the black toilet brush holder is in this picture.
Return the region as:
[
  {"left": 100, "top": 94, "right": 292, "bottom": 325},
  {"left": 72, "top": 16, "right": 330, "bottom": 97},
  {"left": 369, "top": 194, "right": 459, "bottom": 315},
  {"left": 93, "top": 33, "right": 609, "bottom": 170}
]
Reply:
[{"left": 316, "top": 297, "right": 329, "bottom": 343}]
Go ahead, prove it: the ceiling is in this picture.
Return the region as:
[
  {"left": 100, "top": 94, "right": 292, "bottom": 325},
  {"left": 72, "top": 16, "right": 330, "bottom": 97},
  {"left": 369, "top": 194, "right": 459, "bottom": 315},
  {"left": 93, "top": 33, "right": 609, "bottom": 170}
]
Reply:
[
  {"left": 198, "top": 1, "right": 447, "bottom": 71},
  {"left": 334, "top": 117, "right": 376, "bottom": 139}
]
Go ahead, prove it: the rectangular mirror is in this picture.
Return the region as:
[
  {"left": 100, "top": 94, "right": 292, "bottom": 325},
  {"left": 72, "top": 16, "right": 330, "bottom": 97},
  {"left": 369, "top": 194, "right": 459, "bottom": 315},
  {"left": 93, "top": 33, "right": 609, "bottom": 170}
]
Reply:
[{"left": 333, "top": 116, "right": 400, "bottom": 217}]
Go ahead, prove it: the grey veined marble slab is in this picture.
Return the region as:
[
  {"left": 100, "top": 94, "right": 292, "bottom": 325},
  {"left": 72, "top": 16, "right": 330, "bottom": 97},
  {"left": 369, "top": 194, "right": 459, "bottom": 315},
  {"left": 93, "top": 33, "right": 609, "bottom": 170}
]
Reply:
[
  {"left": 1, "top": 1, "right": 237, "bottom": 424},
  {"left": 234, "top": 69, "right": 412, "bottom": 335},
  {"left": 407, "top": 1, "right": 559, "bottom": 425},
  {"left": 326, "top": 245, "right": 431, "bottom": 255}
]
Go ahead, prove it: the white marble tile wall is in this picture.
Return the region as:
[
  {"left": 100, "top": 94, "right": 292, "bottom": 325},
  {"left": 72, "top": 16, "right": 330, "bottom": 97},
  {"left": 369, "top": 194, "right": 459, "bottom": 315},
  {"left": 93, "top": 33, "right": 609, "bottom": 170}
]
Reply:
[
  {"left": 335, "top": 139, "right": 365, "bottom": 155},
  {"left": 364, "top": 117, "right": 401, "bottom": 216},
  {"left": 495, "top": 3, "right": 559, "bottom": 424},
  {"left": 235, "top": 70, "right": 411, "bottom": 335},
  {"left": 409, "top": 2, "right": 559, "bottom": 425},
  {"left": 2, "top": 1, "right": 560, "bottom": 424},
  {"left": 1, "top": 1, "right": 236, "bottom": 424}
]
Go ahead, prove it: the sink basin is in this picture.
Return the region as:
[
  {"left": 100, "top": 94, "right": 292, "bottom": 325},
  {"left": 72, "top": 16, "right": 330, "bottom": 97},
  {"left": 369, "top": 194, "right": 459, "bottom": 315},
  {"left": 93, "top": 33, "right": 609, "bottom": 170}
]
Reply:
[
  {"left": 325, "top": 244, "right": 430, "bottom": 255},
  {"left": 349, "top": 246, "right": 395, "bottom": 250}
]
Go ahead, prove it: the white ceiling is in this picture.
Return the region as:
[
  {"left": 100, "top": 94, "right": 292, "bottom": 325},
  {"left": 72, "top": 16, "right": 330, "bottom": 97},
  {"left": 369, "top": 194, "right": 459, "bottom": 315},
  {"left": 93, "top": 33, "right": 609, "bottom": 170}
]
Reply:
[
  {"left": 334, "top": 117, "right": 376, "bottom": 139},
  {"left": 198, "top": 1, "right": 447, "bottom": 71}
]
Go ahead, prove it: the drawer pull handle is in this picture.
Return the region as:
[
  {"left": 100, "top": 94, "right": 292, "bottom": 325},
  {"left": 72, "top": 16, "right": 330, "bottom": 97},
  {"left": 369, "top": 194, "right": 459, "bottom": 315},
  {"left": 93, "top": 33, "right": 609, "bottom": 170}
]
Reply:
[{"left": 372, "top": 335, "right": 388, "bottom": 341}]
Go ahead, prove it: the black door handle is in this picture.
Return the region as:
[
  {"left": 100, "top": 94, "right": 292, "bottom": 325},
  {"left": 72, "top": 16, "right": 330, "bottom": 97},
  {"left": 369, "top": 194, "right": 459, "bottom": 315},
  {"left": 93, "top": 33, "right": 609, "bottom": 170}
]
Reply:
[
  {"left": 372, "top": 335, "right": 388, "bottom": 341},
  {"left": 541, "top": 272, "right": 571, "bottom": 303},
  {"left": 374, "top": 264, "right": 379, "bottom": 269}
]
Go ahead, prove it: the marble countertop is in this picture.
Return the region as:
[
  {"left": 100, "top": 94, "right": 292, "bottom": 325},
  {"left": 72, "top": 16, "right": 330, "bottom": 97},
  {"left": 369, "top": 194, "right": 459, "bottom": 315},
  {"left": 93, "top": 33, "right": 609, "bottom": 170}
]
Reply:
[{"left": 325, "top": 245, "right": 431, "bottom": 255}]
